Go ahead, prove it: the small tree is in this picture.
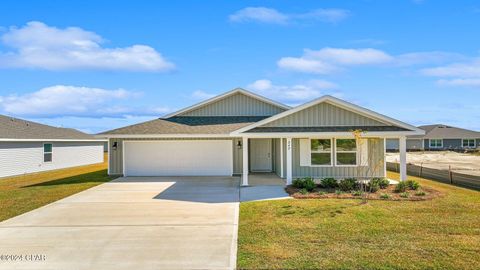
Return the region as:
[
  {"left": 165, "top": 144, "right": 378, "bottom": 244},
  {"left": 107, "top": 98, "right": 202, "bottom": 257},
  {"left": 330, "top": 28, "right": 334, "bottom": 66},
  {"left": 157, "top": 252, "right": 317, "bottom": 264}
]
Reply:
[{"left": 352, "top": 129, "right": 385, "bottom": 203}]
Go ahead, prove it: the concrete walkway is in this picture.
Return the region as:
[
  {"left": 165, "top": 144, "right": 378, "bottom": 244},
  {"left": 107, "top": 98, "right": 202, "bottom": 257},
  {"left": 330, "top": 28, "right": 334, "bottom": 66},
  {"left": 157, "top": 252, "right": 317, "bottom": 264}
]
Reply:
[{"left": 0, "top": 177, "right": 240, "bottom": 270}]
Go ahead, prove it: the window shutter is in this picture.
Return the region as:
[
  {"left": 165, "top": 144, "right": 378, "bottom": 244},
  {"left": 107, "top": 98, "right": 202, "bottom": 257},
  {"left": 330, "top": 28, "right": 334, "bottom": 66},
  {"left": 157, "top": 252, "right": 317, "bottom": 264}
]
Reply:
[
  {"left": 359, "top": 139, "right": 369, "bottom": 166},
  {"left": 299, "top": 139, "right": 310, "bottom": 166}
]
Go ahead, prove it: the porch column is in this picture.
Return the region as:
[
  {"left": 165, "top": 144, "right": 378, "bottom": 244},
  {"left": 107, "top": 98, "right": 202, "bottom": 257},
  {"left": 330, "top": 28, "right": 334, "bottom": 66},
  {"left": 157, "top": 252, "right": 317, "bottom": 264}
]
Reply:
[
  {"left": 242, "top": 137, "right": 249, "bottom": 186},
  {"left": 286, "top": 137, "right": 293, "bottom": 185},
  {"left": 399, "top": 136, "right": 407, "bottom": 181},
  {"left": 280, "top": 138, "right": 284, "bottom": 178}
]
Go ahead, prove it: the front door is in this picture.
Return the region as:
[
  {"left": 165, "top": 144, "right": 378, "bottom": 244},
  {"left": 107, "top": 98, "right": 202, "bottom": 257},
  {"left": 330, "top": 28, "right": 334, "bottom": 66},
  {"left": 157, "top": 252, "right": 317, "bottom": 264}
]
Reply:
[{"left": 250, "top": 139, "right": 272, "bottom": 172}]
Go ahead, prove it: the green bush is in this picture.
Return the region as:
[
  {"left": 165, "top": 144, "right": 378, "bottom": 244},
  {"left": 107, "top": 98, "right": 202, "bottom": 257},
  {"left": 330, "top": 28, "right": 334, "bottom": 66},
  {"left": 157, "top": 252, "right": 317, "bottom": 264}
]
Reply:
[
  {"left": 320, "top": 177, "right": 338, "bottom": 188},
  {"left": 299, "top": 188, "right": 309, "bottom": 195},
  {"left": 380, "top": 193, "right": 391, "bottom": 199},
  {"left": 400, "top": 192, "right": 409, "bottom": 198},
  {"left": 415, "top": 190, "right": 426, "bottom": 196},
  {"left": 292, "top": 177, "right": 316, "bottom": 191},
  {"left": 335, "top": 190, "right": 343, "bottom": 195},
  {"left": 406, "top": 180, "right": 420, "bottom": 190},
  {"left": 394, "top": 181, "right": 408, "bottom": 193},
  {"left": 318, "top": 191, "right": 327, "bottom": 196},
  {"left": 371, "top": 177, "right": 390, "bottom": 189},
  {"left": 352, "top": 190, "right": 363, "bottom": 196},
  {"left": 367, "top": 181, "right": 380, "bottom": 193},
  {"left": 338, "top": 178, "right": 359, "bottom": 192}
]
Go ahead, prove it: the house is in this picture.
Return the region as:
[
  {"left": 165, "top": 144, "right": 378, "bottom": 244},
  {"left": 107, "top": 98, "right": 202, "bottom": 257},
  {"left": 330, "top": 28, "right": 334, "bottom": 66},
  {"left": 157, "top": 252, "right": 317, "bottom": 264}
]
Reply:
[
  {"left": 386, "top": 124, "right": 480, "bottom": 151},
  {"left": 0, "top": 115, "right": 106, "bottom": 178},
  {"left": 99, "top": 88, "right": 424, "bottom": 185}
]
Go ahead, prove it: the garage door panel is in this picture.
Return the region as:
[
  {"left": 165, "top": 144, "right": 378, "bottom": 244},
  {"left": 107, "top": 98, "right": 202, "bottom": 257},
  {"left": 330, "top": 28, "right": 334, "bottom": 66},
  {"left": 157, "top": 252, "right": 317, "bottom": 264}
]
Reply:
[{"left": 124, "top": 140, "right": 233, "bottom": 176}]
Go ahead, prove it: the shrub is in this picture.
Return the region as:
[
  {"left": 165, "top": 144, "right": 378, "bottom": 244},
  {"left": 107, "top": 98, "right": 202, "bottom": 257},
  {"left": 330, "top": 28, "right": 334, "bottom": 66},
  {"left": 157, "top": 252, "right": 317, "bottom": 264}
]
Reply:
[
  {"left": 400, "top": 192, "right": 409, "bottom": 198},
  {"left": 406, "top": 180, "right": 420, "bottom": 190},
  {"left": 338, "top": 178, "right": 359, "bottom": 192},
  {"left": 299, "top": 188, "right": 308, "bottom": 195},
  {"left": 367, "top": 181, "right": 380, "bottom": 193},
  {"left": 415, "top": 190, "right": 426, "bottom": 196},
  {"left": 371, "top": 177, "right": 390, "bottom": 189},
  {"left": 292, "top": 177, "right": 316, "bottom": 191},
  {"left": 335, "top": 190, "right": 343, "bottom": 195},
  {"left": 320, "top": 177, "right": 338, "bottom": 188},
  {"left": 394, "top": 181, "right": 408, "bottom": 193},
  {"left": 380, "top": 193, "right": 390, "bottom": 199},
  {"left": 318, "top": 191, "right": 327, "bottom": 196},
  {"left": 352, "top": 190, "right": 363, "bottom": 196}
]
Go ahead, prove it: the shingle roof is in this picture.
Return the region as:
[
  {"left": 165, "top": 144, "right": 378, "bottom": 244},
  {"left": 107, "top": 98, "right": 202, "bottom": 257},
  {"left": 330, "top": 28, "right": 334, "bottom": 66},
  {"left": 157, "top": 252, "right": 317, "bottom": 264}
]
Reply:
[
  {"left": 0, "top": 114, "right": 96, "bottom": 140},
  {"left": 248, "top": 126, "right": 409, "bottom": 133},
  {"left": 409, "top": 124, "right": 480, "bottom": 139},
  {"left": 99, "top": 116, "right": 269, "bottom": 135}
]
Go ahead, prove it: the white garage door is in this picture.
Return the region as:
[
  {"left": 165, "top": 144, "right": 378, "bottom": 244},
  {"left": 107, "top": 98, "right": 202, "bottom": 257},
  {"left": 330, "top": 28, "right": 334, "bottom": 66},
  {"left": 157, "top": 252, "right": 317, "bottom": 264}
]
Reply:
[{"left": 123, "top": 140, "right": 233, "bottom": 176}]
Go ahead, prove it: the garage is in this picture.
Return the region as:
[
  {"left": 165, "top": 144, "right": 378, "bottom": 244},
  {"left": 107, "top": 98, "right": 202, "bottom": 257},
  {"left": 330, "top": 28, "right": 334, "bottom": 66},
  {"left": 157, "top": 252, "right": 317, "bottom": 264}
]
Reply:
[{"left": 123, "top": 140, "right": 233, "bottom": 176}]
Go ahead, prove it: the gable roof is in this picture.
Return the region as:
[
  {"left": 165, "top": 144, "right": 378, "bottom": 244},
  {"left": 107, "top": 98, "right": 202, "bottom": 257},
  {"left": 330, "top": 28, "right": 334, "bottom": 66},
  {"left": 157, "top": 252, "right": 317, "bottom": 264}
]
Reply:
[
  {"left": 99, "top": 116, "right": 268, "bottom": 137},
  {"left": 232, "top": 95, "right": 425, "bottom": 135},
  {"left": 410, "top": 124, "right": 480, "bottom": 139},
  {"left": 164, "top": 88, "right": 290, "bottom": 118},
  {"left": 0, "top": 114, "right": 99, "bottom": 141}
]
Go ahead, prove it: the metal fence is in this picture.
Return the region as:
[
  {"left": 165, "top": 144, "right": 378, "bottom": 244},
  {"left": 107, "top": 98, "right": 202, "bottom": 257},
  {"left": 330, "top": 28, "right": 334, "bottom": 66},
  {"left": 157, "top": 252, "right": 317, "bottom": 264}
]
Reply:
[{"left": 387, "top": 162, "right": 480, "bottom": 190}]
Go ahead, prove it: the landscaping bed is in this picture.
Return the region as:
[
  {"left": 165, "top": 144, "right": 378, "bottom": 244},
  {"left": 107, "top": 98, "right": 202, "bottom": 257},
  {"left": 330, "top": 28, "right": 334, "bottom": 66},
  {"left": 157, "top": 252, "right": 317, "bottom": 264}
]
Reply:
[{"left": 285, "top": 177, "right": 442, "bottom": 201}]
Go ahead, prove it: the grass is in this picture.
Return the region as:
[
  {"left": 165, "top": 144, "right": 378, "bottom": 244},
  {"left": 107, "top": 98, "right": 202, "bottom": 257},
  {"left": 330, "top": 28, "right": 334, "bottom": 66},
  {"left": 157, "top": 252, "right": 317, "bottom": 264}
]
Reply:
[
  {"left": 0, "top": 155, "right": 115, "bottom": 221},
  {"left": 238, "top": 171, "right": 480, "bottom": 269}
]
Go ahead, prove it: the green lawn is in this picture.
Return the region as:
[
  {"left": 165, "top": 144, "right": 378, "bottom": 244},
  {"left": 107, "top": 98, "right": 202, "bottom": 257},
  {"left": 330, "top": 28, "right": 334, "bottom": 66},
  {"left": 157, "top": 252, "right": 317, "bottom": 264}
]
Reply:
[
  {"left": 0, "top": 157, "right": 115, "bottom": 221},
  {"left": 238, "top": 172, "right": 480, "bottom": 269}
]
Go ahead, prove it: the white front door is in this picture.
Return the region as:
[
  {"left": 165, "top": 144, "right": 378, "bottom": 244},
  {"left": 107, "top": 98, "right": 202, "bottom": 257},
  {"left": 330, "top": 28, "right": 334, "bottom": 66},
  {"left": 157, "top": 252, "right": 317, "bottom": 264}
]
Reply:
[{"left": 250, "top": 139, "right": 272, "bottom": 172}]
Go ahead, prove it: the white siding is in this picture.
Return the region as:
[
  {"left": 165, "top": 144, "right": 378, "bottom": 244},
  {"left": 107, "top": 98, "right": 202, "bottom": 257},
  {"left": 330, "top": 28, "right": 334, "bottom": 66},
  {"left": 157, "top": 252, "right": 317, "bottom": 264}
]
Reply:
[{"left": 0, "top": 141, "right": 104, "bottom": 178}]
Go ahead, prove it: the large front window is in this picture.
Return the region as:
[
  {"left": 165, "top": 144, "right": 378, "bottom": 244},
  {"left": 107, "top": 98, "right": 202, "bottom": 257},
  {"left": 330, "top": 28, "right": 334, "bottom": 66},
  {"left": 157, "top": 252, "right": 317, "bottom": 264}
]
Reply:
[
  {"left": 429, "top": 139, "right": 443, "bottom": 148},
  {"left": 43, "top": 143, "right": 52, "bottom": 162},
  {"left": 336, "top": 139, "right": 357, "bottom": 166},
  {"left": 462, "top": 139, "right": 475, "bottom": 148},
  {"left": 310, "top": 139, "right": 332, "bottom": 165}
]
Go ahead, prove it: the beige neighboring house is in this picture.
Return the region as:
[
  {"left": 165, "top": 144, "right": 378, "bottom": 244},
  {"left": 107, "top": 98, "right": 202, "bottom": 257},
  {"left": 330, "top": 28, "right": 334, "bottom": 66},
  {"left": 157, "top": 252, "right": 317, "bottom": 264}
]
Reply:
[
  {"left": 0, "top": 115, "right": 105, "bottom": 178},
  {"left": 99, "top": 88, "right": 424, "bottom": 184}
]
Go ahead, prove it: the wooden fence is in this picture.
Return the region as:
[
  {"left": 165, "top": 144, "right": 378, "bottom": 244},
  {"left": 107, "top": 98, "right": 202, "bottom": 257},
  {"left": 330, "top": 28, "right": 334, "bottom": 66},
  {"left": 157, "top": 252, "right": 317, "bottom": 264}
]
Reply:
[{"left": 387, "top": 162, "right": 480, "bottom": 190}]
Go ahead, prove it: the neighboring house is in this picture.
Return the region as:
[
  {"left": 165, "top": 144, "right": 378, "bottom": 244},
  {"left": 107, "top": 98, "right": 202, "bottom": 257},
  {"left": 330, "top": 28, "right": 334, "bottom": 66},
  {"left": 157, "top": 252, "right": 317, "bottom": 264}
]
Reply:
[
  {"left": 386, "top": 124, "right": 480, "bottom": 151},
  {"left": 0, "top": 115, "right": 105, "bottom": 178},
  {"left": 99, "top": 88, "right": 423, "bottom": 185}
]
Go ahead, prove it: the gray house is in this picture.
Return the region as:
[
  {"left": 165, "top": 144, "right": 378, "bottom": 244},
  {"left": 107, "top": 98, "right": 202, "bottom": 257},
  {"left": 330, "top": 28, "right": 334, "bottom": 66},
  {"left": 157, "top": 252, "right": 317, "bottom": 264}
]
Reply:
[
  {"left": 0, "top": 115, "right": 105, "bottom": 178},
  {"left": 100, "top": 88, "right": 424, "bottom": 185},
  {"left": 386, "top": 124, "right": 480, "bottom": 151}
]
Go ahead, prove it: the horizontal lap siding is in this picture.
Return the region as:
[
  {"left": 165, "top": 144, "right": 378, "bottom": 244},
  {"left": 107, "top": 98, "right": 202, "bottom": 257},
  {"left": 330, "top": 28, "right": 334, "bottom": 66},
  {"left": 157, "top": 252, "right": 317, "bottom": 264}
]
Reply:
[
  {"left": 262, "top": 102, "right": 388, "bottom": 127},
  {"left": 180, "top": 93, "right": 285, "bottom": 116},
  {"left": 108, "top": 138, "right": 242, "bottom": 175},
  {"left": 0, "top": 141, "right": 104, "bottom": 178},
  {"left": 292, "top": 138, "right": 385, "bottom": 179}
]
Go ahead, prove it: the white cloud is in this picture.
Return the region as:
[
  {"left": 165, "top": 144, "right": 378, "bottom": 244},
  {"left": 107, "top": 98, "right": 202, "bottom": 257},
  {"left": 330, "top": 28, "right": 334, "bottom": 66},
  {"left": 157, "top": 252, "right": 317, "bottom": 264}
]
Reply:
[
  {"left": 0, "top": 21, "right": 175, "bottom": 71},
  {"left": 191, "top": 90, "right": 216, "bottom": 100},
  {"left": 437, "top": 78, "right": 480, "bottom": 87},
  {"left": 278, "top": 47, "right": 393, "bottom": 74},
  {"left": 0, "top": 85, "right": 171, "bottom": 118},
  {"left": 229, "top": 7, "right": 349, "bottom": 25},
  {"left": 247, "top": 79, "right": 339, "bottom": 103},
  {"left": 420, "top": 59, "right": 480, "bottom": 78}
]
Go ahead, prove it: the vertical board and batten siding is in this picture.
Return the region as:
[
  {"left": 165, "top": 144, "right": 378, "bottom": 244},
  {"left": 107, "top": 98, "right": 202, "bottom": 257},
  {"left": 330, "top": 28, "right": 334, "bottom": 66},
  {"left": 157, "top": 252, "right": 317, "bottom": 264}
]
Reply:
[
  {"left": 108, "top": 137, "right": 243, "bottom": 175},
  {"left": 178, "top": 92, "right": 285, "bottom": 116},
  {"left": 0, "top": 141, "right": 104, "bottom": 178},
  {"left": 292, "top": 138, "right": 385, "bottom": 178},
  {"left": 262, "top": 102, "right": 389, "bottom": 127}
]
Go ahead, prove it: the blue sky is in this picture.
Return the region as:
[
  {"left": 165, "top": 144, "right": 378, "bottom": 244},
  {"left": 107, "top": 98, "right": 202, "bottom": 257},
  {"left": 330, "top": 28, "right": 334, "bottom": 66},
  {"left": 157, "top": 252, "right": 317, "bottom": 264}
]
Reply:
[{"left": 0, "top": 0, "right": 479, "bottom": 133}]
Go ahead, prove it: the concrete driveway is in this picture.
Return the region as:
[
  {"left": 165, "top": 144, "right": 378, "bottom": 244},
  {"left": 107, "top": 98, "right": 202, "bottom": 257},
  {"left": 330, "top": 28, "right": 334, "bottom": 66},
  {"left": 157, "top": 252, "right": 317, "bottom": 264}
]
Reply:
[{"left": 0, "top": 177, "right": 240, "bottom": 270}]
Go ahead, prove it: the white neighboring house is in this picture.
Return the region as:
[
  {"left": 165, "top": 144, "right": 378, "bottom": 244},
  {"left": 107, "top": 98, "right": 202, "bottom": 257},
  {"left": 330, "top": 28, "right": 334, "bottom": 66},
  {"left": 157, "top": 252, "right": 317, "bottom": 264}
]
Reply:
[{"left": 0, "top": 115, "right": 105, "bottom": 178}]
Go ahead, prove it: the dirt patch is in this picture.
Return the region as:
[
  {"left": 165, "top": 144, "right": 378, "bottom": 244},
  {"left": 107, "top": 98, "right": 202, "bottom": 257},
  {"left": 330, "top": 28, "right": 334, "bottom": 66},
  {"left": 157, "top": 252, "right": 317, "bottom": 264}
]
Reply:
[
  {"left": 387, "top": 151, "right": 480, "bottom": 176},
  {"left": 285, "top": 185, "right": 442, "bottom": 201}
]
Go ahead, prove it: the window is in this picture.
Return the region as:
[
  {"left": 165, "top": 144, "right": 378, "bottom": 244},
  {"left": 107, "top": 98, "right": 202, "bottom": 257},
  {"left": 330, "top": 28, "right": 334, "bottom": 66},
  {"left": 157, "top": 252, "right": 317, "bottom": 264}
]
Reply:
[
  {"left": 43, "top": 143, "right": 52, "bottom": 162},
  {"left": 429, "top": 139, "right": 443, "bottom": 148},
  {"left": 310, "top": 139, "right": 332, "bottom": 165},
  {"left": 336, "top": 139, "right": 357, "bottom": 166},
  {"left": 462, "top": 139, "right": 475, "bottom": 148}
]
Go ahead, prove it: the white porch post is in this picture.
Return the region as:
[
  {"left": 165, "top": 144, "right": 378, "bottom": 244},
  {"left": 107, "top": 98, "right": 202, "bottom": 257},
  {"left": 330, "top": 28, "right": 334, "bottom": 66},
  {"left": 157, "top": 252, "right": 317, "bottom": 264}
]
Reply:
[
  {"left": 286, "top": 137, "right": 293, "bottom": 185},
  {"left": 280, "top": 138, "right": 284, "bottom": 178},
  {"left": 242, "top": 137, "right": 249, "bottom": 186},
  {"left": 399, "top": 136, "right": 407, "bottom": 181}
]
